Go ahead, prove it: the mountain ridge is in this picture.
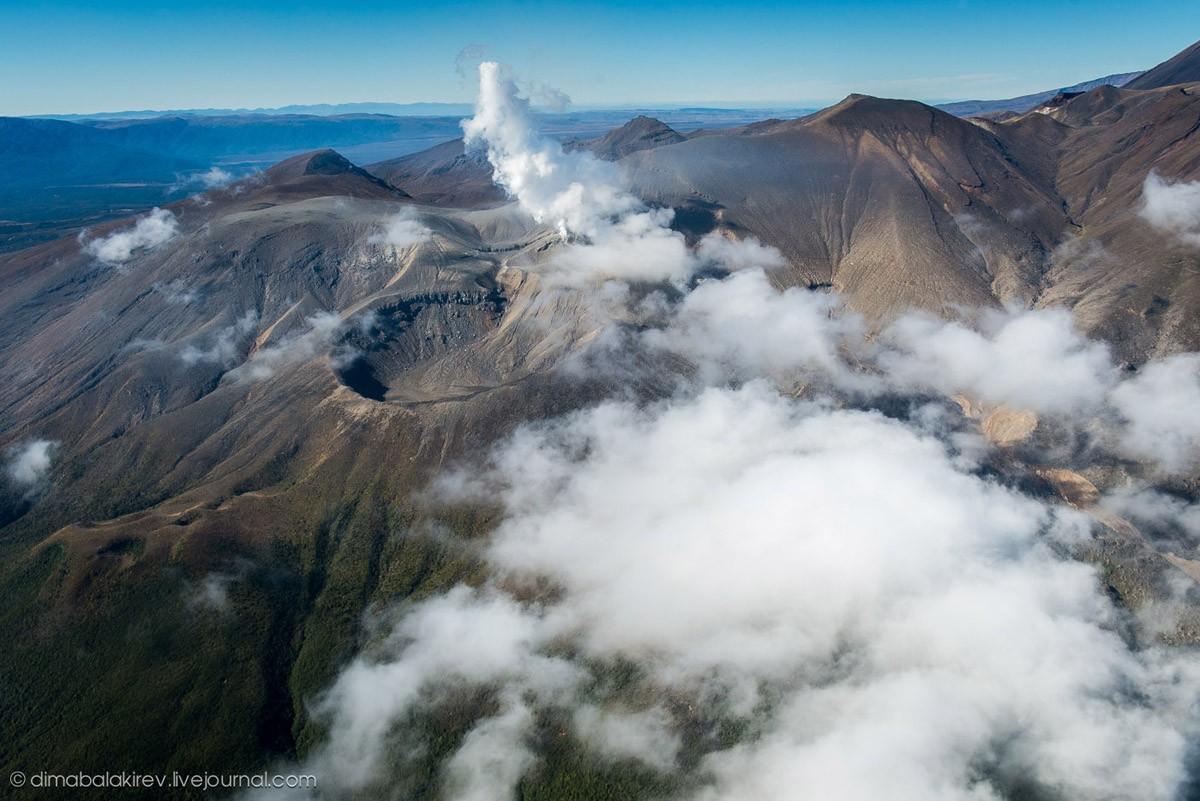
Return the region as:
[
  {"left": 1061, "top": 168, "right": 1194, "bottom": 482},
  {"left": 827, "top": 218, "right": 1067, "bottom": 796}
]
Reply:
[{"left": 1126, "top": 38, "right": 1200, "bottom": 89}]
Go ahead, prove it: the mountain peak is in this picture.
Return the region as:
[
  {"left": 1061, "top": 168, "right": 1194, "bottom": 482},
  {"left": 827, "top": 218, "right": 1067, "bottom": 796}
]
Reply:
[
  {"left": 238, "top": 148, "right": 411, "bottom": 201},
  {"left": 266, "top": 148, "right": 358, "bottom": 180},
  {"left": 301, "top": 149, "right": 359, "bottom": 175},
  {"left": 580, "top": 115, "right": 685, "bottom": 160},
  {"left": 808, "top": 93, "right": 950, "bottom": 132}
]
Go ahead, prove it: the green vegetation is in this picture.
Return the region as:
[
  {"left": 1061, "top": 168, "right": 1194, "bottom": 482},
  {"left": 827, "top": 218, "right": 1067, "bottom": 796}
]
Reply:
[{"left": 0, "top": 421, "right": 694, "bottom": 801}]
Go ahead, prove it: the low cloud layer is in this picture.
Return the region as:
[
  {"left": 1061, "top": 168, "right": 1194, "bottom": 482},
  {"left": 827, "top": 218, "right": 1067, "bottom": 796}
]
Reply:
[
  {"left": 292, "top": 385, "right": 1197, "bottom": 801},
  {"left": 82, "top": 207, "right": 179, "bottom": 265},
  {"left": 642, "top": 268, "right": 862, "bottom": 384}
]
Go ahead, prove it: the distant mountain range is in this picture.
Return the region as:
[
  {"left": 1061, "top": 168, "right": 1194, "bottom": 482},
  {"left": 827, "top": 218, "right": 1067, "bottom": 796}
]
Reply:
[
  {"left": 935, "top": 71, "right": 1144, "bottom": 117},
  {"left": 0, "top": 106, "right": 813, "bottom": 249},
  {"left": 30, "top": 102, "right": 819, "bottom": 122},
  {"left": 23, "top": 72, "right": 1163, "bottom": 126},
  {"left": 34, "top": 102, "right": 479, "bottom": 120}
]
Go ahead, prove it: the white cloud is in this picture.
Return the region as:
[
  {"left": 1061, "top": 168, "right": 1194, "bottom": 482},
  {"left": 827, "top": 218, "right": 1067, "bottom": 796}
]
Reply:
[
  {"left": 547, "top": 207, "right": 695, "bottom": 285},
  {"left": 294, "top": 384, "right": 1195, "bottom": 801},
  {"left": 572, "top": 705, "right": 681, "bottom": 771},
  {"left": 188, "top": 573, "right": 236, "bottom": 614},
  {"left": 368, "top": 209, "right": 431, "bottom": 250},
  {"left": 1140, "top": 171, "right": 1200, "bottom": 248},
  {"left": 82, "top": 207, "right": 179, "bottom": 265},
  {"left": 305, "top": 586, "right": 579, "bottom": 794},
  {"left": 695, "top": 230, "right": 787, "bottom": 272},
  {"left": 228, "top": 312, "right": 343, "bottom": 383},
  {"left": 180, "top": 310, "right": 259, "bottom": 367},
  {"left": 152, "top": 279, "right": 200, "bottom": 305},
  {"left": 5, "top": 438, "right": 56, "bottom": 488},
  {"left": 643, "top": 268, "right": 864, "bottom": 385},
  {"left": 878, "top": 307, "right": 1117, "bottom": 415},
  {"left": 441, "top": 696, "right": 538, "bottom": 801},
  {"left": 1110, "top": 353, "right": 1200, "bottom": 473},
  {"left": 198, "top": 166, "right": 235, "bottom": 188},
  {"left": 1100, "top": 484, "right": 1200, "bottom": 546}
]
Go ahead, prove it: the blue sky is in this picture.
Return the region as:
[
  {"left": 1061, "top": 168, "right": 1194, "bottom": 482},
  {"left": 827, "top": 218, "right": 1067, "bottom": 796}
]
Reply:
[{"left": 2, "top": 0, "right": 1197, "bottom": 115}]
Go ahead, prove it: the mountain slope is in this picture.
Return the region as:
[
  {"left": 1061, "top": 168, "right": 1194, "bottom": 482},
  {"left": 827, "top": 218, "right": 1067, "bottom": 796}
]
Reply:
[
  {"left": 988, "top": 82, "right": 1200, "bottom": 359},
  {"left": 1125, "top": 38, "right": 1200, "bottom": 89},
  {"left": 613, "top": 85, "right": 1200, "bottom": 360},
  {"left": 0, "top": 147, "right": 604, "bottom": 786},
  {"left": 364, "top": 139, "right": 506, "bottom": 207},
  {"left": 623, "top": 94, "right": 1066, "bottom": 319}
]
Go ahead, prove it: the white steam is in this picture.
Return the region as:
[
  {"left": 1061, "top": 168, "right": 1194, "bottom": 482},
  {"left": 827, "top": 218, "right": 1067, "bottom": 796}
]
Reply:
[
  {"left": 462, "top": 61, "right": 780, "bottom": 286},
  {"left": 462, "top": 62, "right": 640, "bottom": 236},
  {"left": 82, "top": 207, "right": 179, "bottom": 265}
]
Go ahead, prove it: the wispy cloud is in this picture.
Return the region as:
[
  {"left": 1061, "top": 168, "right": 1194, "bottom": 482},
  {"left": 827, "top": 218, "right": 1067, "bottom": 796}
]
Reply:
[
  {"left": 228, "top": 312, "right": 343, "bottom": 383},
  {"left": 180, "top": 311, "right": 259, "bottom": 367},
  {"left": 197, "top": 166, "right": 235, "bottom": 188},
  {"left": 81, "top": 207, "right": 179, "bottom": 265},
  {"left": 4, "top": 438, "right": 57, "bottom": 492},
  {"left": 367, "top": 209, "right": 431, "bottom": 249}
]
